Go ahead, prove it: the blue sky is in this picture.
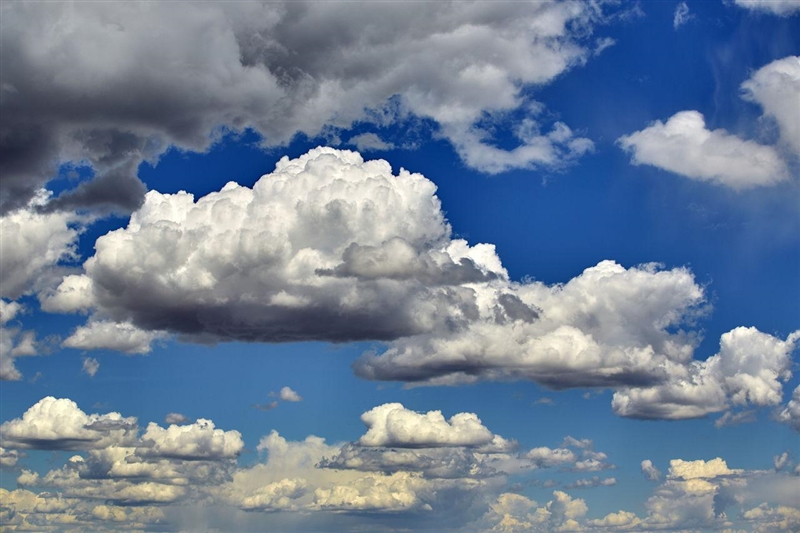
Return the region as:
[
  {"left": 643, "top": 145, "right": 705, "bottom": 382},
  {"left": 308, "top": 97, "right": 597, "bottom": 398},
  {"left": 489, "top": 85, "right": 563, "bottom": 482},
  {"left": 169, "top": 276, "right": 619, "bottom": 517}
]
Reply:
[{"left": 0, "top": 1, "right": 799, "bottom": 531}]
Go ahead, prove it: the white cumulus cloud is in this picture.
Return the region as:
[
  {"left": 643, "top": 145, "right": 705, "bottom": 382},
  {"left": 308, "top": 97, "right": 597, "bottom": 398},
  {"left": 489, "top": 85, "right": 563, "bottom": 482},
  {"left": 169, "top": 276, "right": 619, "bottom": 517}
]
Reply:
[{"left": 617, "top": 110, "right": 789, "bottom": 189}]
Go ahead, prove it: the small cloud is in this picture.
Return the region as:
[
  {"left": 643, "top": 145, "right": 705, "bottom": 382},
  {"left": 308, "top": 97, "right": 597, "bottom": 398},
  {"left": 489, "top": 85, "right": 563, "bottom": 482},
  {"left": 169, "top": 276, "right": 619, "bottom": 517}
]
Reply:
[
  {"left": 28, "top": 371, "right": 43, "bottom": 384},
  {"left": 279, "top": 386, "right": 303, "bottom": 402},
  {"left": 565, "top": 476, "right": 617, "bottom": 489},
  {"left": 673, "top": 2, "right": 694, "bottom": 29},
  {"left": 81, "top": 357, "right": 99, "bottom": 377},
  {"left": 594, "top": 37, "right": 616, "bottom": 55},
  {"left": 533, "top": 397, "right": 554, "bottom": 406},
  {"left": 641, "top": 459, "right": 662, "bottom": 482},
  {"left": 253, "top": 401, "right": 279, "bottom": 411},
  {"left": 348, "top": 132, "right": 395, "bottom": 152},
  {"left": 714, "top": 410, "right": 757, "bottom": 428},
  {"left": 165, "top": 412, "right": 189, "bottom": 425}
]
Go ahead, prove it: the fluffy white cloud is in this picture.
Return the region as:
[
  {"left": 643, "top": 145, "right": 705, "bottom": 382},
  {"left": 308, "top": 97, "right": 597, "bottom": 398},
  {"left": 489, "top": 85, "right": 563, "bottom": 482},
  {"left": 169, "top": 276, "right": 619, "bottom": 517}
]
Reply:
[
  {"left": 482, "top": 490, "right": 588, "bottom": 532},
  {"left": 358, "top": 403, "right": 499, "bottom": 448},
  {"left": 62, "top": 319, "right": 167, "bottom": 354},
  {"left": 617, "top": 110, "right": 789, "bottom": 189},
  {"left": 137, "top": 419, "right": 243, "bottom": 461},
  {"left": 0, "top": 194, "right": 83, "bottom": 380},
  {"left": 667, "top": 457, "right": 741, "bottom": 480},
  {"left": 0, "top": 446, "right": 20, "bottom": 468},
  {"left": 741, "top": 56, "right": 800, "bottom": 155},
  {"left": 0, "top": 192, "right": 82, "bottom": 299},
  {"left": 279, "top": 387, "right": 303, "bottom": 402},
  {"left": 0, "top": 397, "right": 137, "bottom": 450},
  {"left": 612, "top": 327, "right": 799, "bottom": 420},
  {"left": 734, "top": 0, "right": 800, "bottom": 15},
  {"left": 356, "top": 259, "right": 706, "bottom": 392},
  {"left": 49, "top": 148, "right": 507, "bottom": 350},
  {"left": 1, "top": 0, "right": 610, "bottom": 213}
]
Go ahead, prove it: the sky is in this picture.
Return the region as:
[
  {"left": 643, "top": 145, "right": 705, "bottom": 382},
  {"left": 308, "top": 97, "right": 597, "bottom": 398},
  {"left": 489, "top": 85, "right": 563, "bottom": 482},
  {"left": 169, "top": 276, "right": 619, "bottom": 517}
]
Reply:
[{"left": 0, "top": 1, "right": 799, "bottom": 531}]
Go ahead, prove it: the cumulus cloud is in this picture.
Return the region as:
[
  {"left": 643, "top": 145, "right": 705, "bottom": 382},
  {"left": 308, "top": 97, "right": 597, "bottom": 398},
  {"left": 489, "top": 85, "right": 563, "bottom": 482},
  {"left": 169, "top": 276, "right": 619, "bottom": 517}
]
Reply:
[
  {"left": 0, "top": 488, "right": 166, "bottom": 531},
  {"left": 618, "top": 110, "right": 789, "bottom": 189},
  {"left": 48, "top": 148, "right": 507, "bottom": 349},
  {"left": 0, "top": 397, "right": 137, "bottom": 450},
  {"left": 641, "top": 459, "right": 662, "bottom": 482},
  {"left": 612, "top": 327, "right": 799, "bottom": 420},
  {"left": 5, "top": 396, "right": 797, "bottom": 532},
  {"left": 358, "top": 403, "right": 500, "bottom": 449},
  {"left": 42, "top": 148, "right": 793, "bottom": 423},
  {"left": 0, "top": 446, "right": 20, "bottom": 468},
  {"left": 278, "top": 387, "right": 303, "bottom": 402},
  {"left": 741, "top": 56, "right": 800, "bottom": 155},
  {"left": 0, "top": 0, "right": 610, "bottom": 213},
  {"left": 62, "top": 320, "right": 167, "bottom": 354},
  {"left": 0, "top": 192, "right": 82, "bottom": 299},
  {"left": 734, "top": 0, "right": 800, "bottom": 16},
  {"left": 356, "top": 258, "right": 707, "bottom": 392},
  {"left": 136, "top": 419, "right": 243, "bottom": 461},
  {"left": 673, "top": 2, "right": 694, "bottom": 29},
  {"left": 81, "top": 356, "right": 99, "bottom": 377}
]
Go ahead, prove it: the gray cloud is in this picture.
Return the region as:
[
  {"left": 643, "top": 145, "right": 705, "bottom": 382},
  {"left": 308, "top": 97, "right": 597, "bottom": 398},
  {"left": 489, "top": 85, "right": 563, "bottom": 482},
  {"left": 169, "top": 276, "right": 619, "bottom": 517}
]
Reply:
[{"left": 0, "top": 0, "right": 608, "bottom": 214}]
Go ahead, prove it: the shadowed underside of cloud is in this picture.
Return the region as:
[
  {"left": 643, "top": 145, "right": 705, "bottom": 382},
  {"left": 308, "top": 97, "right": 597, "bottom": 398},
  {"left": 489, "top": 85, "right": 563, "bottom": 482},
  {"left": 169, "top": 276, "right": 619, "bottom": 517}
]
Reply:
[{"left": 0, "top": 0, "right": 608, "bottom": 214}]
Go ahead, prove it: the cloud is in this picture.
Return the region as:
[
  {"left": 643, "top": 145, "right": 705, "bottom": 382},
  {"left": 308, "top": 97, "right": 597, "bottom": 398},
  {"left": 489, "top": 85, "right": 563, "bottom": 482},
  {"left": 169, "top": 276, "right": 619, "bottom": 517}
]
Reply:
[
  {"left": 564, "top": 476, "right": 616, "bottom": 489},
  {"left": 667, "top": 457, "right": 742, "bottom": 480},
  {"left": 0, "top": 446, "right": 20, "bottom": 468},
  {"left": 42, "top": 148, "right": 793, "bottom": 424},
  {"left": 348, "top": 133, "right": 395, "bottom": 152},
  {"left": 0, "top": 1, "right": 609, "bottom": 213},
  {"left": 0, "top": 192, "right": 82, "bottom": 300},
  {"left": 254, "top": 401, "right": 280, "bottom": 412},
  {"left": 776, "top": 384, "right": 800, "bottom": 431},
  {"left": 136, "top": 419, "right": 243, "bottom": 461},
  {"left": 673, "top": 2, "right": 694, "bottom": 29},
  {"left": 165, "top": 412, "right": 189, "bottom": 425},
  {"left": 81, "top": 357, "right": 99, "bottom": 377},
  {"left": 741, "top": 56, "right": 800, "bottom": 155},
  {"left": 357, "top": 403, "right": 501, "bottom": 449},
  {"left": 641, "top": 459, "right": 663, "bottom": 482},
  {"left": 5, "top": 396, "right": 796, "bottom": 531},
  {"left": 356, "top": 259, "right": 707, "bottom": 392},
  {"left": 734, "top": 0, "right": 800, "bottom": 15},
  {"left": 279, "top": 387, "right": 303, "bottom": 402},
  {"left": 617, "top": 110, "right": 789, "bottom": 189},
  {"left": 48, "top": 148, "right": 508, "bottom": 349},
  {"left": 0, "top": 397, "right": 137, "bottom": 450},
  {"left": 62, "top": 320, "right": 167, "bottom": 354},
  {"left": 0, "top": 488, "right": 166, "bottom": 531},
  {"left": 0, "top": 299, "right": 42, "bottom": 381},
  {"left": 612, "top": 327, "right": 799, "bottom": 420}
]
